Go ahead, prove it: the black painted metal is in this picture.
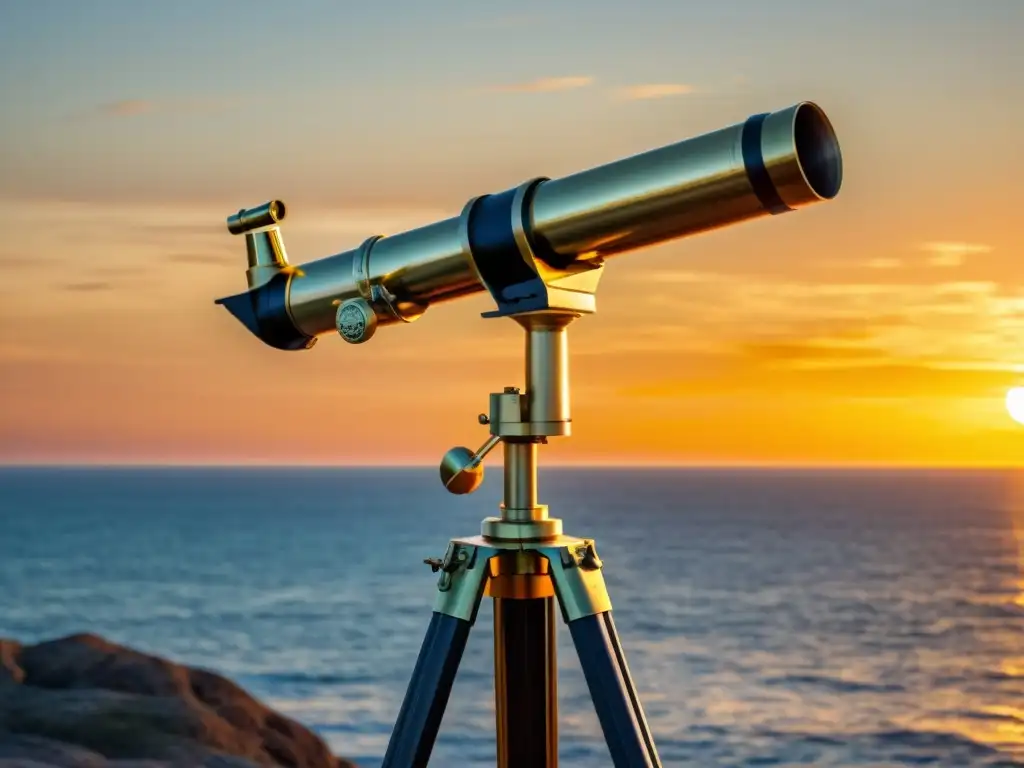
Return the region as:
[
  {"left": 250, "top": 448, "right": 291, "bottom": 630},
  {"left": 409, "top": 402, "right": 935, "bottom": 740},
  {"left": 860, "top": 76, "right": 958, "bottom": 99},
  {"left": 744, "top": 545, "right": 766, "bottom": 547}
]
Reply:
[
  {"left": 381, "top": 611, "right": 473, "bottom": 768},
  {"left": 568, "top": 611, "right": 662, "bottom": 768}
]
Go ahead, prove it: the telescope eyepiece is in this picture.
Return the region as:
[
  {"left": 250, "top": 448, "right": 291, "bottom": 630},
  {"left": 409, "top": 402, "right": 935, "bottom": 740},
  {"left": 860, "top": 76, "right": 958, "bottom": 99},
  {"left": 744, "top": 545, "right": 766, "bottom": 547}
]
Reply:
[{"left": 227, "top": 200, "right": 287, "bottom": 235}]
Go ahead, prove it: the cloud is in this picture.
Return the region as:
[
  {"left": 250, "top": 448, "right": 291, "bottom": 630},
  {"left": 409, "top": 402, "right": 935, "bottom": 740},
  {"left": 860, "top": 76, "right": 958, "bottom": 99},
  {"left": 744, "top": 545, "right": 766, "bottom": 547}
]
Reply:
[
  {"left": 166, "top": 253, "right": 236, "bottom": 266},
  {"left": 487, "top": 76, "right": 594, "bottom": 93},
  {"left": 63, "top": 281, "right": 112, "bottom": 292},
  {"left": 92, "top": 97, "right": 243, "bottom": 119},
  {"left": 98, "top": 99, "right": 155, "bottom": 117},
  {"left": 741, "top": 341, "right": 888, "bottom": 364},
  {"left": 628, "top": 269, "right": 731, "bottom": 284},
  {"left": 619, "top": 359, "right": 1019, "bottom": 400},
  {"left": 919, "top": 241, "right": 992, "bottom": 267},
  {"left": 618, "top": 83, "right": 697, "bottom": 100},
  {"left": 865, "top": 258, "right": 902, "bottom": 269}
]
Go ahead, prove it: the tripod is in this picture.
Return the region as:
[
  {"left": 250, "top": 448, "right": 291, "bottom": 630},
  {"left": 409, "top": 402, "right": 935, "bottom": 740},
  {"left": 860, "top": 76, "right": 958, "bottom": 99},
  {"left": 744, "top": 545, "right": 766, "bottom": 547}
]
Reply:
[{"left": 381, "top": 310, "right": 663, "bottom": 768}]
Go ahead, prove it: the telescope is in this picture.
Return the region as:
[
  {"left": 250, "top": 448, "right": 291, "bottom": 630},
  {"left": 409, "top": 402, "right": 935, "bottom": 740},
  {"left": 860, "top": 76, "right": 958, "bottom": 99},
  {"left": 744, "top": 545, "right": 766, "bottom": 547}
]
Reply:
[{"left": 215, "top": 102, "right": 842, "bottom": 768}]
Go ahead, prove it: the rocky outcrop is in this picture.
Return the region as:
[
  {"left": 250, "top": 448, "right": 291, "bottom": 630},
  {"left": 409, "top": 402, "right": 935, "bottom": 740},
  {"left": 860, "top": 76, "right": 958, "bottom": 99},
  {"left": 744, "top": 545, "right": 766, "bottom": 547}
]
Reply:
[{"left": 0, "top": 635, "right": 357, "bottom": 768}]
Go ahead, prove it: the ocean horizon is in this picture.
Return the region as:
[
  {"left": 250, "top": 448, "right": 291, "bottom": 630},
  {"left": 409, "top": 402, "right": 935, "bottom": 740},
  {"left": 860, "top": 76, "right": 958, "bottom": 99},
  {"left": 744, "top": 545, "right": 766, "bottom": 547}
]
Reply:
[{"left": 3, "top": 466, "right": 1023, "bottom": 766}]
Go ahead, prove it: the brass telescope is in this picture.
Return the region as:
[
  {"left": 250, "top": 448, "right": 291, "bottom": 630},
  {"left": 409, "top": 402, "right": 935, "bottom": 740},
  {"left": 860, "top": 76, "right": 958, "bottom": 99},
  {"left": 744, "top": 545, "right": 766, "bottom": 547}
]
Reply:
[
  {"left": 216, "top": 102, "right": 841, "bottom": 350},
  {"left": 215, "top": 102, "right": 842, "bottom": 768}
]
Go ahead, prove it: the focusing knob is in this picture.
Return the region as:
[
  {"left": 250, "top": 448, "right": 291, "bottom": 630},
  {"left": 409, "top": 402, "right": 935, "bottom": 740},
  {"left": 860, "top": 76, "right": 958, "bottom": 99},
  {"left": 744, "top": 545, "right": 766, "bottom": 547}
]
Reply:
[
  {"left": 336, "top": 299, "right": 377, "bottom": 344},
  {"left": 440, "top": 446, "right": 485, "bottom": 495}
]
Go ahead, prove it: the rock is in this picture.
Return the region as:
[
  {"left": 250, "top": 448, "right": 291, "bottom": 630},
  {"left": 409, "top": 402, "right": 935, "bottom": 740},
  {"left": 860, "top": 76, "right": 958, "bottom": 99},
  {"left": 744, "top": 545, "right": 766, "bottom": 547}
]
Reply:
[
  {"left": 0, "top": 635, "right": 358, "bottom": 768},
  {"left": 0, "top": 642, "right": 23, "bottom": 685}
]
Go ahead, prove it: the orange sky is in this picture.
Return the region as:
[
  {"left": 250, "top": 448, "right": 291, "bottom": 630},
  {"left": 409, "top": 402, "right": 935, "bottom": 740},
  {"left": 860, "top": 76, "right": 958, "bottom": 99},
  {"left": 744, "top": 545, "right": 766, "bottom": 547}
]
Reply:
[{"left": 2, "top": 2, "right": 1023, "bottom": 466}]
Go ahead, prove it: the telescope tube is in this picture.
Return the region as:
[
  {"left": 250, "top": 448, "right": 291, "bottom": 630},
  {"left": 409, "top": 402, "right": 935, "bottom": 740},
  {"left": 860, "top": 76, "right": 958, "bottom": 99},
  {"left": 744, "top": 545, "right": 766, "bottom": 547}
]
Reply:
[{"left": 216, "top": 102, "right": 841, "bottom": 350}]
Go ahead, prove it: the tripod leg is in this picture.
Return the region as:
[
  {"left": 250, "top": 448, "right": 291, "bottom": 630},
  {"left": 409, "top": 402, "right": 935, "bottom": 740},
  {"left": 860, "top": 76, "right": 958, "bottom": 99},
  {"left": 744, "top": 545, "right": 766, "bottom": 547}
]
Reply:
[
  {"left": 382, "top": 542, "right": 490, "bottom": 768},
  {"left": 543, "top": 540, "right": 663, "bottom": 768},
  {"left": 493, "top": 596, "right": 558, "bottom": 768}
]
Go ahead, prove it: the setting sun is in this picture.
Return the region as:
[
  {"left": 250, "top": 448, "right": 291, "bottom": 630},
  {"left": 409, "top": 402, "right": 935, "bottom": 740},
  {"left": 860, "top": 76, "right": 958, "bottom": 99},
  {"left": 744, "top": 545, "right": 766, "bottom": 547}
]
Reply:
[{"left": 1006, "top": 388, "right": 1024, "bottom": 425}]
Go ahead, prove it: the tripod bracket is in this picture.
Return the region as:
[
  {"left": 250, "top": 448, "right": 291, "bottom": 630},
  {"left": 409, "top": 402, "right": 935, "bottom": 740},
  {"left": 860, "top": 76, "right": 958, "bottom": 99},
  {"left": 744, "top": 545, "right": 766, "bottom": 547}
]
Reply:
[{"left": 432, "top": 536, "right": 613, "bottom": 624}]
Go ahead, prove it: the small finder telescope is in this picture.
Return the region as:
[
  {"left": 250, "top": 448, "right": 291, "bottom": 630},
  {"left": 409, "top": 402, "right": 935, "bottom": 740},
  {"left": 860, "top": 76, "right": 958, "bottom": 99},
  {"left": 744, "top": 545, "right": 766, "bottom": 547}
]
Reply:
[{"left": 214, "top": 102, "right": 843, "bottom": 768}]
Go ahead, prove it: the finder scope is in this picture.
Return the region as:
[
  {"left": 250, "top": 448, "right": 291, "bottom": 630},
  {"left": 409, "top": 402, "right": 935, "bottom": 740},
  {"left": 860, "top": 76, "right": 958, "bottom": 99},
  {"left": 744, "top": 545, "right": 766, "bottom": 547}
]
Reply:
[{"left": 216, "top": 102, "right": 842, "bottom": 350}]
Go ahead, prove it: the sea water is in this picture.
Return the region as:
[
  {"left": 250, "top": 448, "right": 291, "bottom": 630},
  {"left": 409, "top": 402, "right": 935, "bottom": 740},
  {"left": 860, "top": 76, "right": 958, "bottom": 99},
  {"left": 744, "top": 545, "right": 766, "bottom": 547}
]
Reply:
[{"left": 2, "top": 467, "right": 1022, "bottom": 767}]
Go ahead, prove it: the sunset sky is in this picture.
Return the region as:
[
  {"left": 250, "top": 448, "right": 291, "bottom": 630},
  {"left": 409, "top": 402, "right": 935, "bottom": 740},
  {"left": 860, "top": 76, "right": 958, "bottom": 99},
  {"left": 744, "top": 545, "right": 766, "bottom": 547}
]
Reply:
[{"left": 2, "top": 0, "right": 1022, "bottom": 466}]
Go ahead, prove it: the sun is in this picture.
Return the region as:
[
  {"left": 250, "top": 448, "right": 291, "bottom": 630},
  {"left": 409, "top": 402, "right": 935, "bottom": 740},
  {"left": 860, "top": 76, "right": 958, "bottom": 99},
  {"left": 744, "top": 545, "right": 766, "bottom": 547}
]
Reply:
[{"left": 1006, "top": 388, "right": 1024, "bottom": 425}]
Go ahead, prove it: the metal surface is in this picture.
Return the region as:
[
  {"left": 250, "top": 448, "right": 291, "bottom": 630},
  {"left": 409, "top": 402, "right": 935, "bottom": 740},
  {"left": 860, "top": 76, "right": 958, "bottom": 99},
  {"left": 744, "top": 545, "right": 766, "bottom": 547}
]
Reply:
[
  {"left": 538, "top": 539, "right": 614, "bottom": 622},
  {"left": 215, "top": 100, "right": 846, "bottom": 767},
  {"left": 518, "top": 311, "right": 575, "bottom": 436},
  {"left": 380, "top": 611, "right": 474, "bottom": 768},
  {"left": 529, "top": 102, "right": 840, "bottom": 259},
  {"left": 218, "top": 102, "right": 842, "bottom": 349},
  {"left": 227, "top": 200, "right": 285, "bottom": 234},
  {"left": 485, "top": 552, "right": 556, "bottom": 599},
  {"left": 335, "top": 298, "right": 377, "bottom": 344},
  {"left": 569, "top": 612, "right": 662, "bottom": 768},
  {"left": 439, "top": 435, "right": 500, "bottom": 495},
  {"left": 481, "top": 516, "right": 563, "bottom": 541},
  {"left": 431, "top": 541, "right": 490, "bottom": 623},
  {"left": 243, "top": 226, "right": 290, "bottom": 289},
  {"left": 502, "top": 440, "right": 540, "bottom": 518}
]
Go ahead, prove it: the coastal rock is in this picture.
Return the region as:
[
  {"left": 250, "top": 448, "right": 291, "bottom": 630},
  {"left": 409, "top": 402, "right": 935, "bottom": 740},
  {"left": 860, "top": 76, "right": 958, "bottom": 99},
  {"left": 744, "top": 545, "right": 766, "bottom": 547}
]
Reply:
[{"left": 0, "top": 634, "right": 357, "bottom": 768}]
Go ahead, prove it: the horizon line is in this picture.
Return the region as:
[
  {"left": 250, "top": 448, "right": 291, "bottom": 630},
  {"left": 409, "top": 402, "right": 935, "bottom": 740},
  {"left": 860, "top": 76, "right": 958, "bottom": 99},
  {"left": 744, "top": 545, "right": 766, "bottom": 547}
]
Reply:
[{"left": 1, "top": 461, "right": 1020, "bottom": 471}]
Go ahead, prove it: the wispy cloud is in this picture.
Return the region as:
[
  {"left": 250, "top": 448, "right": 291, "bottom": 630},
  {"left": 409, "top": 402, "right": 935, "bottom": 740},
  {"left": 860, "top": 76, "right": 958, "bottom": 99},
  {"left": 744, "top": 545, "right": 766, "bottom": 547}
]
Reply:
[
  {"left": 63, "top": 281, "right": 112, "bottom": 292},
  {"left": 865, "top": 257, "right": 902, "bottom": 269},
  {"left": 918, "top": 241, "right": 992, "bottom": 267},
  {"left": 487, "top": 76, "right": 594, "bottom": 93},
  {"left": 166, "top": 253, "right": 236, "bottom": 266},
  {"left": 98, "top": 99, "right": 155, "bottom": 117},
  {"left": 617, "top": 83, "right": 697, "bottom": 100},
  {"left": 91, "top": 97, "right": 244, "bottom": 119}
]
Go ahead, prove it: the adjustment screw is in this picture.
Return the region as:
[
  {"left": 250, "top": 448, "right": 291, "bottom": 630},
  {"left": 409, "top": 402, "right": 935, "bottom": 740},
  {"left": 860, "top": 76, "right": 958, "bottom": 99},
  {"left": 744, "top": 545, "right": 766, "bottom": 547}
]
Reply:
[
  {"left": 503, "top": 386, "right": 520, "bottom": 394},
  {"left": 478, "top": 414, "right": 490, "bottom": 425},
  {"left": 424, "top": 558, "right": 444, "bottom": 573}
]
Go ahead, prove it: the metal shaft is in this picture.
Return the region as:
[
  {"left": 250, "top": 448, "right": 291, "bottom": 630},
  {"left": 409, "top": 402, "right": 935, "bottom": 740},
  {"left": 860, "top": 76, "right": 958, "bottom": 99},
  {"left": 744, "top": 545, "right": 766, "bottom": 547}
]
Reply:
[
  {"left": 502, "top": 441, "right": 539, "bottom": 521},
  {"left": 521, "top": 312, "right": 573, "bottom": 435}
]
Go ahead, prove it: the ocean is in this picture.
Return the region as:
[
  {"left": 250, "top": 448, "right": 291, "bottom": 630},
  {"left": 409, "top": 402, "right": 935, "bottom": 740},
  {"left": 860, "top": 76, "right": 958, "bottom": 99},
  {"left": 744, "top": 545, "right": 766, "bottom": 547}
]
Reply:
[{"left": 1, "top": 467, "right": 1022, "bottom": 767}]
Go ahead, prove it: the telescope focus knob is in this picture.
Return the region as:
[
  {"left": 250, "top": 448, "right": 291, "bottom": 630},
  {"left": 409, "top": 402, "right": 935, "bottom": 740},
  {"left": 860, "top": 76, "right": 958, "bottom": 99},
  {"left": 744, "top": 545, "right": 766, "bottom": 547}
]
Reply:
[
  {"left": 440, "top": 447, "right": 485, "bottom": 495},
  {"left": 335, "top": 299, "right": 377, "bottom": 344}
]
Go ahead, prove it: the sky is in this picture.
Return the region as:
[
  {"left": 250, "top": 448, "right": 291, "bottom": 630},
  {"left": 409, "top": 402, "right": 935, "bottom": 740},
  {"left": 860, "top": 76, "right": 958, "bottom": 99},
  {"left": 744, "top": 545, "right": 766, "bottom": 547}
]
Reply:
[{"left": 1, "top": 0, "right": 1023, "bottom": 467}]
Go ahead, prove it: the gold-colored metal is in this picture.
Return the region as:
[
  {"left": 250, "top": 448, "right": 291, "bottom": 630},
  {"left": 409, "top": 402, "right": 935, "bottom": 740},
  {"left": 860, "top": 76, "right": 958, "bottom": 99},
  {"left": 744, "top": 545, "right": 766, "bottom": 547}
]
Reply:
[
  {"left": 517, "top": 312, "right": 575, "bottom": 437},
  {"left": 484, "top": 552, "right": 555, "bottom": 599},
  {"left": 529, "top": 102, "right": 840, "bottom": 259},
  {"left": 761, "top": 104, "right": 843, "bottom": 210},
  {"left": 502, "top": 441, "right": 540, "bottom": 518},
  {"left": 221, "top": 103, "right": 841, "bottom": 349},
  {"left": 440, "top": 435, "right": 501, "bottom": 495},
  {"left": 489, "top": 390, "right": 531, "bottom": 438},
  {"left": 243, "top": 227, "right": 290, "bottom": 289},
  {"left": 481, "top": 516, "right": 563, "bottom": 541},
  {"left": 509, "top": 178, "right": 605, "bottom": 315},
  {"left": 227, "top": 200, "right": 285, "bottom": 235},
  {"left": 287, "top": 216, "right": 476, "bottom": 338}
]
